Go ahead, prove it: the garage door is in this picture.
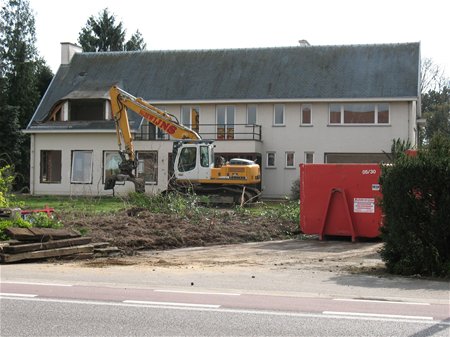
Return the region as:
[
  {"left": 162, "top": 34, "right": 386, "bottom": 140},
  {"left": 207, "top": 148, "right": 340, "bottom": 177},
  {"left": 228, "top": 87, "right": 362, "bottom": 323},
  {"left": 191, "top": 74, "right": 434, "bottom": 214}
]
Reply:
[{"left": 325, "top": 153, "right": 390, "bottom": 163}]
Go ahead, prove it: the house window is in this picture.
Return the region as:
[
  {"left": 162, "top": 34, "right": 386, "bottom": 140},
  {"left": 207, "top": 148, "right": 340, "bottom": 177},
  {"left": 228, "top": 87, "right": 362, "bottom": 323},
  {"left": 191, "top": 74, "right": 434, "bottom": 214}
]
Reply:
[
  {"left": 301, "top": 104, "right": 312, "bottom": 125},
  {"left": 71, "top": 150, "right": 93, "bottom": 183},
  {"left": 344, "top": 104, "right": 375, "bottom": 123},
  {"left": 378, "top": 103, "right": 390, "bottom": 123},
  {"left": 136, "top": 119, "right": 167, "bottom": 140},
  {"left": 103, "top": 151, "right": 122, "bottom": 184},
  {"left": 266, "top": 152, "right": 276, "bottom": 168},
  {"left": 329, "top": 103, "right": 390, "bottom": 124},
  {"left": 305, "top": 152, "right": 314, "bottom": 163},
  {"left": 274, "top": 104, "right": 285, "bottom": 126},
  {"left": 285, "top": 152, "right": 295, "bottom": 168},
  {"left": 40, "top": 150, "right": 61, "bottom": 183},
  {"left": 181, "top": 106, "right": 200, "bottom": 133},
  {"left": 69, "top": 99, "right": 105, "bottom": 121},
  {"left": 329, "top": 104, "right": 341, "bottom": 124},
  {"left": 137, "top": 151, "right": 158, "bottom": 184},
  {"left": 217, "top": 105, "right": 235, "bottom": 140},
  {"left": 247, "top": 105, "right": 257, "bottom": 125}
]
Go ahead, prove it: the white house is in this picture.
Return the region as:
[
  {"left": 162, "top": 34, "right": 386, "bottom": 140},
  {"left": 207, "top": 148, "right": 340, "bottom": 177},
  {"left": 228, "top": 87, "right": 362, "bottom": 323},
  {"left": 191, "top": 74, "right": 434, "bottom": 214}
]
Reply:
[{"left": 25, "top": 42, "right": 421, "bottom": 198}]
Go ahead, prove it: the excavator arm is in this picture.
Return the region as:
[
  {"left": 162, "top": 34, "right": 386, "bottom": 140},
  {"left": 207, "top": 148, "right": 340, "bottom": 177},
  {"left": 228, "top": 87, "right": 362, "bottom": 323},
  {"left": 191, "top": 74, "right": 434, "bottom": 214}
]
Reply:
[
  {"left": 105, "top": 86, "right": 201, "bottom": 192},
  {"left": 110, "top": 85, "right": 201, "bottom": 144}
]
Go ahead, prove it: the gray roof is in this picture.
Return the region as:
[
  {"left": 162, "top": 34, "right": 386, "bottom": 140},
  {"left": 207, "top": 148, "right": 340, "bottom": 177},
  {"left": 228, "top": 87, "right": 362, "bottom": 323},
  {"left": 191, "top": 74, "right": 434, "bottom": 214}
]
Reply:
[{"left": 28, "top": 42, "right": 420, "bottom": 130}]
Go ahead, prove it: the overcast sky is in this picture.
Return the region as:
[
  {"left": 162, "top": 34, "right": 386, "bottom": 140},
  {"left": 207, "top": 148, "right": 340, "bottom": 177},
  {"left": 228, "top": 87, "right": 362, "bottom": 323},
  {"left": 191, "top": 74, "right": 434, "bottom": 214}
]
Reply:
[{"left": 29, "top": 0, "right": 449, "bottom": 78}]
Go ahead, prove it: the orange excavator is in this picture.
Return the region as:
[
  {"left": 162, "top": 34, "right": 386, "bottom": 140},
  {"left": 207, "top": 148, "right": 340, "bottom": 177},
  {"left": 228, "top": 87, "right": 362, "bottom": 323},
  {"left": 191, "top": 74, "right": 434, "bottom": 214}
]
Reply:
[{"left": 106, "top": 86, "right": 261, "bottom": 203}]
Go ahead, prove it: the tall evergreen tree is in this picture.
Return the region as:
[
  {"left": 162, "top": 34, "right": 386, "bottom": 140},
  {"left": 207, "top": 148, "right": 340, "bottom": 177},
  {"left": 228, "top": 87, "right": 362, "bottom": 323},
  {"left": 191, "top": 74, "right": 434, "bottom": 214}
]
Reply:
[
  {"left": 125, "top": 30, "right": 146, "bottom": 51},
  {"left": 423, "top": 87, "right": 450, "bottom": 142},
  {"left": 78, "top": 8, "right": 146, "bottom": 52},
  {"left": 0, "top": 0, "right": 53, "bottom": 190}
]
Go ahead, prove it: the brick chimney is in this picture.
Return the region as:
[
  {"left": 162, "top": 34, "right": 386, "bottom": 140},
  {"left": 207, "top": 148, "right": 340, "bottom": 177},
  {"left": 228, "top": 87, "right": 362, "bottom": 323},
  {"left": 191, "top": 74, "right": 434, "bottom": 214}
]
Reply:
[{"left": 61, "top": 42, "right": 82, "bottom": 65}]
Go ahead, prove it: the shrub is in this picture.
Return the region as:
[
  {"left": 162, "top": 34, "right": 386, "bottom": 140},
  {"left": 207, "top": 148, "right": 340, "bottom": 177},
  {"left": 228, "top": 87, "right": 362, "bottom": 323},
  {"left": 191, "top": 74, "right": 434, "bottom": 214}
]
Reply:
[
  {"left": 25, "top": 212, "right": 64, "bottom": 229},
  {"left": 128, "top": 191, "right": 209, "bottom": 220},
  {"left": 290, "top": 178, "right": 300, "bottom": 200},
  {"left": 0, "top": 164, "right": 15, "bottom": 207},
  {"left": 379, "top": 135, "right": 450, "bottom": 277}
]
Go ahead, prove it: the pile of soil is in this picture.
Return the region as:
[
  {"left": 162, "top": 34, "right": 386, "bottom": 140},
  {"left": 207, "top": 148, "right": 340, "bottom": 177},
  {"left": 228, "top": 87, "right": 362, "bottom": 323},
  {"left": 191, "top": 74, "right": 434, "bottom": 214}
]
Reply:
[{"left": 63, "top": 208, "right": 298, "bottom": 255}]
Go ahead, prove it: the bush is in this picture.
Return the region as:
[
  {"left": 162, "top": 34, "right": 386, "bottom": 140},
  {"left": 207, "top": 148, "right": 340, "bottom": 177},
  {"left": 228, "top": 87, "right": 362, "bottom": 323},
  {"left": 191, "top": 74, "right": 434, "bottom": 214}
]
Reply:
[
  {"left": 290, "top": 178, "right": 300, "bottom": 200},
  {"left": 128, "top": 191, "right": 209, "bottom": 220},
  {"left": 0, "top": 164, "right": 15, "bottom": 207},
  {"left": 379, "top": 135, "right": 450, "bottom": 277}
]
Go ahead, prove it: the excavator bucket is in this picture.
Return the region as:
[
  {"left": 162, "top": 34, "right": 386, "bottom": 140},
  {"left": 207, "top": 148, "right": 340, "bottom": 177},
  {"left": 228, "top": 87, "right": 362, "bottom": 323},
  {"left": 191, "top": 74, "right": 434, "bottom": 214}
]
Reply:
[
  {"left": 104, "top": 176, "right": 117, "bottom": 190},
  {"left": 104, "top": 175, "right": 145, "bottom": 193}
]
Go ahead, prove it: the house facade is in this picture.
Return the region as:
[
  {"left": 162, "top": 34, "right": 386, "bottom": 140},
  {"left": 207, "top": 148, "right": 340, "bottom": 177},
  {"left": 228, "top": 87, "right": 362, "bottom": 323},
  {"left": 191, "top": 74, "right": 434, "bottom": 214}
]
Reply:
[{"left": 25, "top": 42, "right": 421, "bottom": 198}]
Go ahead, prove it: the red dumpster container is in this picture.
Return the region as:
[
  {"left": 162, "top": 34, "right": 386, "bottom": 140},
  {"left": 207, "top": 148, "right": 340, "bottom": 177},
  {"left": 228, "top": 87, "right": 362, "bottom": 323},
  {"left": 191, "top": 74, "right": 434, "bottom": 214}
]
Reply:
[{"left": 300, "top": 164, "right": 382, "bottom": 241}]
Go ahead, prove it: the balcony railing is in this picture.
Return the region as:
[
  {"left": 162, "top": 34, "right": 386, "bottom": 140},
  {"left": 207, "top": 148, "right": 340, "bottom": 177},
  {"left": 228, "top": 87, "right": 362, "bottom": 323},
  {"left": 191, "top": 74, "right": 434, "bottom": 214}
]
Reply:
[{"left": 134, "top": 124, "right": 262, "bottom": 141}]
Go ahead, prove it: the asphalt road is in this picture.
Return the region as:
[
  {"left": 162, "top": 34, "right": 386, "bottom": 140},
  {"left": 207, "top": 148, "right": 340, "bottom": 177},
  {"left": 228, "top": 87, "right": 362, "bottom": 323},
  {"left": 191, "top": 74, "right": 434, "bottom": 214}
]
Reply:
[
  {"left": 1, "top": 240, "right": 449, "bottom": 336},
  {"left": 1, "top": 295, "right": 449, "bottom": 337},
  {"left": 1, "top": 280, "right": 449, "bottom": 337}
]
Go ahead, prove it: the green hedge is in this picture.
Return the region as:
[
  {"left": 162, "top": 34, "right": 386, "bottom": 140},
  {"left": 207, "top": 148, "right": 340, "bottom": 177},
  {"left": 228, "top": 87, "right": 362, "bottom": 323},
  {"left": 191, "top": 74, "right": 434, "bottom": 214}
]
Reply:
[{"left": 379, "top": 136, "right": 450, "bottom": 277}]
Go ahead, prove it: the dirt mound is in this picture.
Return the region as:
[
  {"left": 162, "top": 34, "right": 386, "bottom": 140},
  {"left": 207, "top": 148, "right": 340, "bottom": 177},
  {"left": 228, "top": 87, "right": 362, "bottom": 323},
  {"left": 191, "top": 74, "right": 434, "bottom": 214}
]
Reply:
[{"left": 64, "top": 209, "right": 298, "bottom": 255}]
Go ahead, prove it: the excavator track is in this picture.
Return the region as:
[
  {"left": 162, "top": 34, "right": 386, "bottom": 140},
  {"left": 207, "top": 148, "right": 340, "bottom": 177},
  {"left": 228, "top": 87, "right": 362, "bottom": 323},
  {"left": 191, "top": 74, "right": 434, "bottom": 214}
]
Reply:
[{"left": 169, "top": 183, "right": 261, "bottom": 205}]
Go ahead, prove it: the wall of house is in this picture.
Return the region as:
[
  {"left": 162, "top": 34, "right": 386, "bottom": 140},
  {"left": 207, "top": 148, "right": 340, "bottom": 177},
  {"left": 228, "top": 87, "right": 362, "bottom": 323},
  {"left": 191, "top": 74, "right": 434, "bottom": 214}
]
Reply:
[
  {"left": 30, "top": 100, "right": 415, "bottom": 198},
  {"left": 256, "top": 101, "right": 412, "bottom": 198},
  {"left": 158, "top": 100, "right": 414, "bottom": 198},
  {"left": 30, "top": 133, "right": 173, "bottom": 196}
]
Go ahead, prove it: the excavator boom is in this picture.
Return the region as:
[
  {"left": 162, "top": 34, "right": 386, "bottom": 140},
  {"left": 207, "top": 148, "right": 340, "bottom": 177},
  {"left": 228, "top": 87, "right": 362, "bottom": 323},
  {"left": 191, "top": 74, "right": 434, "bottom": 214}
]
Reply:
[{"left": 110, "top": 86, "right": 201, "bottom": 146}]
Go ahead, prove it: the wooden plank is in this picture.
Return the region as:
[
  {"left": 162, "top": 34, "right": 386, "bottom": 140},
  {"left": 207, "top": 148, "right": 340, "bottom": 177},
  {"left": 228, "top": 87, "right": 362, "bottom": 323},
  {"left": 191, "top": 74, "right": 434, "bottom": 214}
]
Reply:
[
  {"left": 94, "top": 247, "right": 121, "bottom": 257},
  {"left": 91, "top": 242, "right": 110, "bottom": 249},
  {"left": 60, "top": 252, "right": 94, "bottom": 261},
  {"left": 4, "top": 227, "right": 36, "bottom": 241},
  {"left": 28, "top": 228, "right": 81, "bottom": 240},
  {"left": 0, "top": 245, "right": 94, "bottom": 263},
  {"left": 5, "top": 227, "right": 80, "bottom": 242},
  {"left": 3, "top": 237, "right": 92, "bottom": 254}
]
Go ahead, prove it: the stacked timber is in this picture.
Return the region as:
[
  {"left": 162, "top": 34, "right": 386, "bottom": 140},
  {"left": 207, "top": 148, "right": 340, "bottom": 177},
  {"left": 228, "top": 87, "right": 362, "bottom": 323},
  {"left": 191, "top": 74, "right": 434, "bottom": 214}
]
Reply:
[{"left": 0, "top": 228, "right": 120, "bottom": 263}]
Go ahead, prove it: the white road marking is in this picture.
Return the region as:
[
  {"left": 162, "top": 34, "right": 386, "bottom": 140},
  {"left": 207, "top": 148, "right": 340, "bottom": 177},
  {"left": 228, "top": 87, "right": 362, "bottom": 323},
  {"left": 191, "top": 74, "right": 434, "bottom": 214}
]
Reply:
[
  {"left": 0, "top": 292, "right": 37, "bottom": 298},
  {"left": 334, "top": 298, "right": 430, "bottom": 305},
  {"left": 154, "top": 289, "right": 240, "bottom": 296},
  {"left": 323, "top": 311, "right": 433, "bottom": 320},
  {"left": 1, "top": 281, "right": 73, "bottom": 287},
  {"left": 2, "top": 296, "right": 447, "bottom": 325},
  {"left": 123, "top": 300, "right": 220, "bottom": 308}
]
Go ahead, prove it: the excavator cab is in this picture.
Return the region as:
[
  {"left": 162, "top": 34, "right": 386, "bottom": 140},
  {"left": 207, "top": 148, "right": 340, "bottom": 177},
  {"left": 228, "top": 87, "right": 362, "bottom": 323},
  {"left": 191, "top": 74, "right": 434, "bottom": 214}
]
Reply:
[{"left": 173, "top": 140, "right": 214, "bottom": 182}]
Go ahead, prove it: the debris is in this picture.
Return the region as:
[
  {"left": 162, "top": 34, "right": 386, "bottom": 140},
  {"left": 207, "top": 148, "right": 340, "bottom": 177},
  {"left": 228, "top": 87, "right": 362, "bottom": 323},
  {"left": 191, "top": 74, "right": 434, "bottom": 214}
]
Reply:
[
  {"left": 0, "top": 227, "right": 119, "bottom": 264},
  {"left": 1, "top": 244, "right": 93, "bottom": 263},
  {"left": 2, "top": 237, "right": 92, "bottom": 254}
]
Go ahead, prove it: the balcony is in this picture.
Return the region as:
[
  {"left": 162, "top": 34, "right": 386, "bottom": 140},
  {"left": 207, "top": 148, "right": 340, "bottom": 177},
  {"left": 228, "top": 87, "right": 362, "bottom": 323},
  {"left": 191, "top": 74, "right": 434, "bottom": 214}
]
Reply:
[{"left": 134, "top": 124, "right": 262, "bottom": 141}]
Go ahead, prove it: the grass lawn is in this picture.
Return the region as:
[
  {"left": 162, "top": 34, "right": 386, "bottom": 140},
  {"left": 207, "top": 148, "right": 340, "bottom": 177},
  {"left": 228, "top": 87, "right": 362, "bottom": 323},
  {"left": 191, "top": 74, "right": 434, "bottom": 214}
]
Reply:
[
  {"left": 11, "top": 194, "right": 299, "bottom": 222},
  {"left": 13, "top": 195, "right": 128, "bottom": 215}
]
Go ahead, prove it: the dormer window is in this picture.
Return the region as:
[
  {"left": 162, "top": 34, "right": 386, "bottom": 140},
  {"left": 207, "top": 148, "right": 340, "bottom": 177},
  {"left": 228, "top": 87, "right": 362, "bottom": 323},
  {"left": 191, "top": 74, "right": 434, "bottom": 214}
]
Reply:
[{"left": 69, "top": 99, "right": 106, "bottom": 121}]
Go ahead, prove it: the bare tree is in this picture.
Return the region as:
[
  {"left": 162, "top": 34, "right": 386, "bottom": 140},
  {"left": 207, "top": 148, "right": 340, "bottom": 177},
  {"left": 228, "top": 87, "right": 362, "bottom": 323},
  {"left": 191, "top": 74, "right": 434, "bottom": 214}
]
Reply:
[{"left": 421, "top": 58, "right": 447, "bottom": 93}]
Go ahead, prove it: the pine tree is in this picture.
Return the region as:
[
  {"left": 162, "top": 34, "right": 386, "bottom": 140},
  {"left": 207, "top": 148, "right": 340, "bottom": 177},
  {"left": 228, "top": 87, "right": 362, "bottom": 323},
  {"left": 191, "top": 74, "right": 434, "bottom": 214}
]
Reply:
[
  {"left": 78, "top": 8, "right": 146, "bottom": 52},
  {"left": 0, "top": 0, "right": 53, "bottom": 190}
]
